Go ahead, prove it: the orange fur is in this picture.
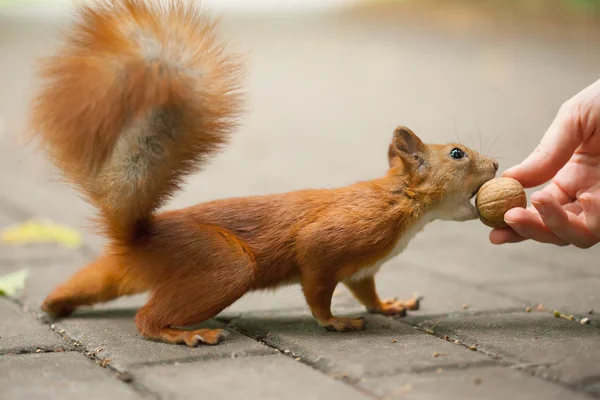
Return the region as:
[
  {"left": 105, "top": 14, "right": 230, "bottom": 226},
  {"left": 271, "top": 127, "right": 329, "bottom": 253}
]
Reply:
[{"left": 32, "top": 0, "right": 498, "bottom": 346}]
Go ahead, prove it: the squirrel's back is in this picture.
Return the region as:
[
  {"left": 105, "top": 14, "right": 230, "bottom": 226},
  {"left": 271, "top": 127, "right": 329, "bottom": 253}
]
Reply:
[{"left": 29, "top": 0, "right": 244, "bottom": 244}]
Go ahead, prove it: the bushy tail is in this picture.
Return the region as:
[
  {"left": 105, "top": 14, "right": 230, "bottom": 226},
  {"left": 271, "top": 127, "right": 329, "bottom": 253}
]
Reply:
[{"left": 29, "top": 0, "right": 244, "bottom": 244}]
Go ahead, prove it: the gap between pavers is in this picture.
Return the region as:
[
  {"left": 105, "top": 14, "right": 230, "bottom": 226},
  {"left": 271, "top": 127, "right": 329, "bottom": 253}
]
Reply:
[{"left": 0, "top": 297, "right": 73, "bottom": 355}]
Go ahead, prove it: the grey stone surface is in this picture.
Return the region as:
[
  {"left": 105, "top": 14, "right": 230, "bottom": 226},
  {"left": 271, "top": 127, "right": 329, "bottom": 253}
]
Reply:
[
  {"left": 492, "top": 276, "right": 600, "bottom": 316},
  {"left": 54, "top": 311, "right": 276, "bottom": 370},
  {"left": 0, "top": 298, "right": 70, "bottom": 354},
  {"left": 136, "top": 354, "right": 371, "bottom": 400},
  {"left": 0, "top": 242, "right": 85, "bottom": 266},
  {"left": 231, "top": 314, "right": 488, "bottom": 379},
  {"left": 402, "top": 224, "right": 591, "bottom": 284},
  {"left": 418, "top": 311, "right": 600, "bottom": 391},
  {"left": 0, "top": 252, "right": 149, "bottom": 313},
  {"left": 0, "top": 352, "right": 141, "bottom": 399},
  {"left": 0, "top": 208, "right": 16, "bottom": 227},
  {"left": 359, "top": 365, "right": 596, "bottom": 400},
  {"left": 223, "top": 262, "right": 524, "bottom": 322}
]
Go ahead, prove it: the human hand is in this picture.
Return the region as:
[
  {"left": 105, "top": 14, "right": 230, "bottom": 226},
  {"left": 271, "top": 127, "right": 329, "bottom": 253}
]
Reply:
[{"left": 490, "top": 78, "right": 600, "bottom": 248}]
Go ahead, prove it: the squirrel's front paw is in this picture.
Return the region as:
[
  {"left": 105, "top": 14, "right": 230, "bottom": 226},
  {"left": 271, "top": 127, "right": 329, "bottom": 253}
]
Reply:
[{"left": 322, "top": 317, "right": 367, "bottom": 332}]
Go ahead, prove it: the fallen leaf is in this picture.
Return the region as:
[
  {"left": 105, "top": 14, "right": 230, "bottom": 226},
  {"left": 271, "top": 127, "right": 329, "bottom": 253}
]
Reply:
[
  {"left": 1, "top": 219, "right": 81, "bottom": 248},
  {"left": 0, "top": 269, "right": 28, "bottom": 296}
]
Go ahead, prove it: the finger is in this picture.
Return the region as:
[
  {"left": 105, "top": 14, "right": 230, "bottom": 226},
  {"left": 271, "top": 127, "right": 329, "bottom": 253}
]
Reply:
[
  {"left": 489, "top": 227, "right": 527, "bottom": 244},
  {"left": 563, "top": 202, "right": 583, "bottom": 215},
  {"left": 579, "top": 194, "right": 600, "bottom": 238},
  {"left": 531, "top": 191, "right": 598, "bottom": 248},
  {"left": 503, "top": 105, "right": 581, "bottom": 188},
  {"left": 538, "top": 182, "right": 573, "bottom": 205},
  {"left": 504, "top": 207, "right": 570, "bottom": 246}
]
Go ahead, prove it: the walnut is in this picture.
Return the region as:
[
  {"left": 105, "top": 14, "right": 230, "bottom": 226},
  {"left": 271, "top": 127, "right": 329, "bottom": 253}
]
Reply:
[{"left": 475, "top": 177, "right": 527, "bottom": 228}]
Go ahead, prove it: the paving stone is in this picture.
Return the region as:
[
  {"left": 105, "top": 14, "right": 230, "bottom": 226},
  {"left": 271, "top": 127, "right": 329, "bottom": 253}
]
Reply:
[
  {"left": 53, "top": 310, "right": 276, "bottom": 371},
  {"left": 0, "top": 298, "right": 70, "bottom": 354},
  {"left": 0, "top": 352, "right": 141, "bottom": 399},
  {"left": 417, "top": 311, "right": 600, "bottom": 390},
  {"left": 358, "top": 365, "right": 595, "bottom": 400},
  {"left": 231, "top": 314, "right": 488, "bottom": 379},
  {"left": 491, "top": 276, "right": 600, "bottom": 317},
  {"left": 135, "top": 354, "right": 370, "bottom": 400}
]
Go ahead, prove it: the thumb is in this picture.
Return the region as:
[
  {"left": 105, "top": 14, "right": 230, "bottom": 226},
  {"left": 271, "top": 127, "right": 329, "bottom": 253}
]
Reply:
[{"left": 503, "top": 103, "right": 582, "bottom": 188}]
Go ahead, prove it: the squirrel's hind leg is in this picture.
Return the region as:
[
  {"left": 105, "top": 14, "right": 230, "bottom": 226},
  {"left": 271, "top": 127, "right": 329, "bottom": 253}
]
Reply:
[
  {"left": 134, "top": 227, "right": 256, "bottom": 347},
  {"left": 41, "top": 253, "right": 150, "bottom": 318}
]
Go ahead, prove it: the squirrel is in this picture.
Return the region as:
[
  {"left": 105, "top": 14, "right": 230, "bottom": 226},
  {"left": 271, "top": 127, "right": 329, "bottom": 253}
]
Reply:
[{"left": 30, "top": 0, "right": 499, "bottom": 347}]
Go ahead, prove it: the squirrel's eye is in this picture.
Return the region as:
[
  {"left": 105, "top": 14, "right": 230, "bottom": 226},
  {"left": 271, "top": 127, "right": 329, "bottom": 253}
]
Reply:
[{"left": 450, "top": 148, "right": 465, "bottom": 159}]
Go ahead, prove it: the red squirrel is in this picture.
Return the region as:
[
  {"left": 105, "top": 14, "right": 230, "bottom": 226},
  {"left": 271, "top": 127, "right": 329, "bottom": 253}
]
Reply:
[{"left": 31, "top": 0, "right": 498, "bottom": 346}]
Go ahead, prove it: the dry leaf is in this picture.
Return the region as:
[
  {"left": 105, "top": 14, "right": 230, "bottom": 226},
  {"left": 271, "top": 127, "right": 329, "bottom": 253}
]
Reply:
[{"left": 1, "top": 219, "right": 81, "bottom": 248}]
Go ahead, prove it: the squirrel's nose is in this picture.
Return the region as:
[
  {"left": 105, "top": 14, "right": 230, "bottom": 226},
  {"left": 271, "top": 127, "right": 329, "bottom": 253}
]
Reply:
[{"left": 492, "top": 161, "right": 499, "bottom": 172}]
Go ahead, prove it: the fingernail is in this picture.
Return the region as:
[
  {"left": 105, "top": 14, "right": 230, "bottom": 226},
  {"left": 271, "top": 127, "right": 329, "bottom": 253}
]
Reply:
[
  {"left": 579, "top": 196, "right": 591, "bottom": 213},
  {"left": 504, "top": 220, "right": 519, "bottom": 227}
]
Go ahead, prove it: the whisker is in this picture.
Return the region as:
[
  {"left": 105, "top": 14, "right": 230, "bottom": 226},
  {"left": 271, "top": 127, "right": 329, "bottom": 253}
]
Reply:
[
  {"left": 476, "top": 121, "right": 483, "bottom": 154},
  {"left": 475, "top": 120, "right": 484, "bottom": 155},
  {"left": 453, "top": 114, "right": 462, "bottom": 145},
  {"left": 487, "top": 132, "right": 506, "bottom": 158}
]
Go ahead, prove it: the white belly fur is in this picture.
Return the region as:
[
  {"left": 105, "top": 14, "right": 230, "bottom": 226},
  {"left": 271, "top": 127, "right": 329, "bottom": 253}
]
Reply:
[{"left": 348, "top": 212, "right": 436, "bottom": 282}]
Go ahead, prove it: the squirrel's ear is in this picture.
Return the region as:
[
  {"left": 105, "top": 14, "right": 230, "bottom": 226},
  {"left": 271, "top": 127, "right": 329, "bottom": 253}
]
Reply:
[
  {"left": 388, "top": 126, "right": 427, "bottom": 172},
  {"left": 393, "top": 126, "right": 426, "bottom": 155}
]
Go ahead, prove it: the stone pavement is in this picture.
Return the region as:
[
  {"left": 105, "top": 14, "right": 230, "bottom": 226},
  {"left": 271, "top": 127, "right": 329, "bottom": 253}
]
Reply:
[{"left": 1, "top": 5, "right": 600, "bottom": 400}]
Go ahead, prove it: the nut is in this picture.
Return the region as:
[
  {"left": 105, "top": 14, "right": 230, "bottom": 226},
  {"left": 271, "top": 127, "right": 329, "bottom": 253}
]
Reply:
[{"left": 476, "top": 177, "right": 527, "bottom": 228}]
